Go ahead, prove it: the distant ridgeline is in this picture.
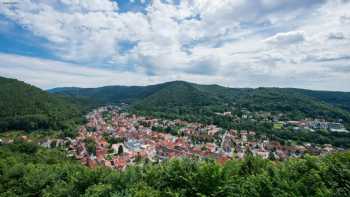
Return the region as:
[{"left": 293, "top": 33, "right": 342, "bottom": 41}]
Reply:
[
  {"left": 49, "top": 81, "right": 350, "bottom": 125},
  {"left": 3, "top": 75, "right": 350, "bottom": 134},
  {"left": 0, "top": 76, "right": 83, "bottom": 132}
]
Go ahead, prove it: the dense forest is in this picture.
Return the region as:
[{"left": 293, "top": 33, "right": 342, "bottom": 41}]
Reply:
[
  {"left": 0, "top": 77, "right": 83, "bottom": 132},
  {"left": 50, "top": 81, "right": 350, "bottom": 124},
  {"left": 0, "top": 141, "right": 349, "bottom": 197}
]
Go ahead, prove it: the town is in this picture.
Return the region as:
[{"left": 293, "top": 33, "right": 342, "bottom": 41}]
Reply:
[{"left": 68, "top": 106, "right": 344, "bottom": 170}]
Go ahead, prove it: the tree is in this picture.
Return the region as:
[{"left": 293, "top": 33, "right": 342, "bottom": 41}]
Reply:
[
  {"left": 0, "top": 141, "right": 349, "bottom": 197},
  {"left": 118, "top": 145, "right": 123, "bottom": 155},
  {"left": 83, "top": 184, "right": 112, "bottom": 197},
  {"left": 268, "top": 151, "right": 276, "bottom": 161},
  {"left": 85, "top": 138, "right": 96, "bottom": 155}
]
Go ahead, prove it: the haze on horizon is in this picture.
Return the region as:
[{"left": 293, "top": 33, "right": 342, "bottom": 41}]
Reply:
[{"left": 0, "top": 0, "right": 349, "bottom": 91}]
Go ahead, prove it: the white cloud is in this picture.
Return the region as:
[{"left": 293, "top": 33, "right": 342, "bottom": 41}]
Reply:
[
  {"left": 0, "top": 53, "right": 154, "bottom": 89},
  {"left": 60, "top": 0, "right": 118, "bottom": 12},
  {"left": 328, "top": 32, "right": 346, "bottom": 40},
  {"left": 1, "top": 53, "right": 349, "bottom": 91},
  {"left": 264, "top": 31, "right": 305, "bottom": 45},
  {"left": 0, "top": 0, "right": 350, "bottom": 90}
]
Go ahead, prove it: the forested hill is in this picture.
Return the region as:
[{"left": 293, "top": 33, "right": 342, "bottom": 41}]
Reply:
[
  {"left": 48, "top": 81, "right": 220, "bottom": 106},
  {"left": 50, "top": 81, "right": 350, "bottom": 123},
  {"left": 289, "top": 88, "right": 350, "bottom": 111},
  {"left": 0, "top": 76, "right": 81, "bottom": 131}
]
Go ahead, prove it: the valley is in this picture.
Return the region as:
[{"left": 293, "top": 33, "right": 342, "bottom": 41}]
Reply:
[
  {"left": 70, "top": 106, "right": 345, "bottom": 170},
  {"left": 1, "top": 76, "right": 350, "bottom": 196}
]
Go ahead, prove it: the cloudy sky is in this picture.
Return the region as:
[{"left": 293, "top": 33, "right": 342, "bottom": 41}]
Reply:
[{"left": 0, "top": 0, "right": 349, "bottom": 91}]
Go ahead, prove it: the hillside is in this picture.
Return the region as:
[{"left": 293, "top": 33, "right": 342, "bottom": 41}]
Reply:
[
  {"left": 290, "top": 88, "right": 350, "bottom": 111},
  {"left": 0, "top": 76, "right": 81, "bottom": 131},
  {"left": 231, "top": 88, "right": 350, "bottom": 121},
  {"left": 50, "top": 81, "right": 350, "bottom": 122},
  {"left": 133, "top": 81, "right": 219, "bottom": 108},
  {"left": 48, "top": 84, "right": 162, "bottom": 106},
  {"left": 48, "top": 81, "right": 219, "bottom": 107}
]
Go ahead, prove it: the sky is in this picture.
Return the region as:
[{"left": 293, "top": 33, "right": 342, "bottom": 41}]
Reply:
[{"left": 0, "top": 0, "right": 349, "bottom": 91}]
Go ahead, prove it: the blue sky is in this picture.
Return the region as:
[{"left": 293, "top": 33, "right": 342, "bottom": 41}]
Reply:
[{"left": 0, "top": 0, "right": 349, "bottom": 91}]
